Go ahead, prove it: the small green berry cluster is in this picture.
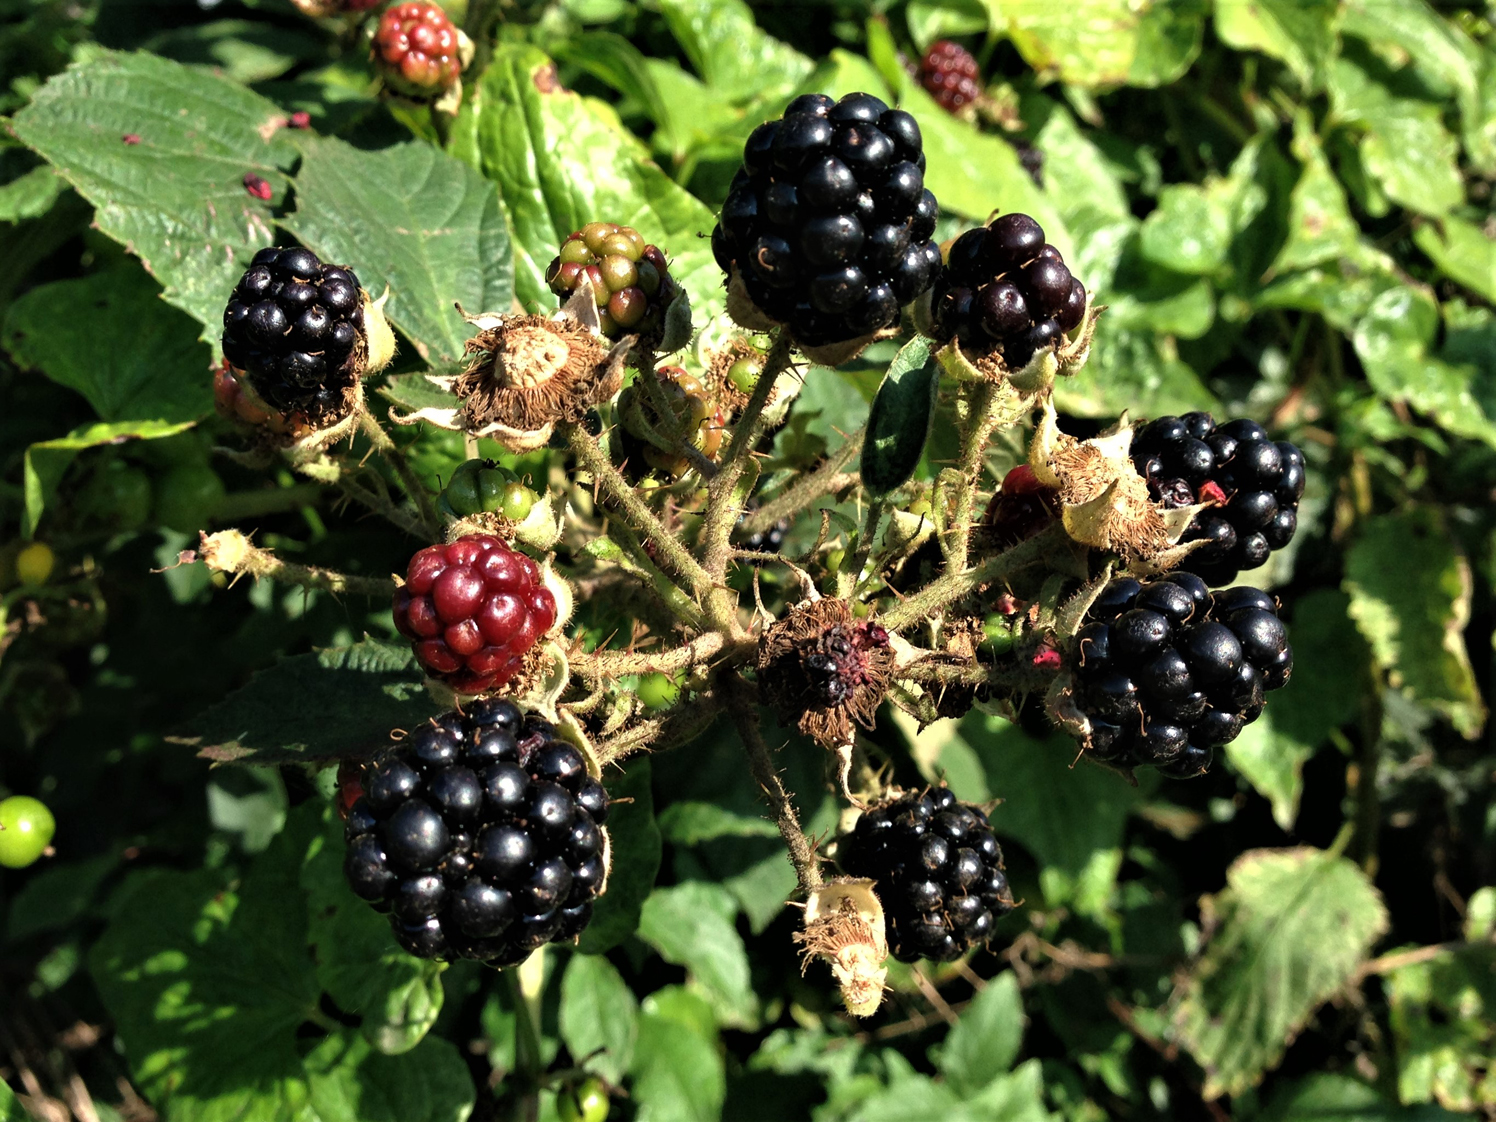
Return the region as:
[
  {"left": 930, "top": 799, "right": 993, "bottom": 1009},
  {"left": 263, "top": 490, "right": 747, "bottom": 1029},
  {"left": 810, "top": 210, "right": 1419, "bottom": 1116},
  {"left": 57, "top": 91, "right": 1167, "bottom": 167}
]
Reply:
[
  {"left": 439, "top": 459, "right": 540, "bottom": 523},
  {"left": 545, "top": 222, "right": 678, "bottom": 340}
]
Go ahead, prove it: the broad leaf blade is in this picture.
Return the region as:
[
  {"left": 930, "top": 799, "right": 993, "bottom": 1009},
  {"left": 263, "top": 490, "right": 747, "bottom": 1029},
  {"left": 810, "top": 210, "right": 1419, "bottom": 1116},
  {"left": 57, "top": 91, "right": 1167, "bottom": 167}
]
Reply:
[
  {"left": 283, "top": 135, "right": 513, "bottom": 366},
  {"left": 638, "top": 881, "right": 757, "bottom": 1028},
  {"left": 1175, "top": 847, "right": 1389, "bottom": 1099},
  {"left": 11, "top": 49, "right": 294, "bottom": 334},
  {"left": 861, "top": 336, "right": 938, "bottom": 497},
  {"left": 935, "top": 971, "right": 1024, "bottom": 1096},
  {"left": 576, "top": 756, "right": 661, "bottom": 954},
  {"left": 560, "top": 954, "right": 639, "bottom": 1084},
  {"left": 22, "top": 419, "right": 195, "bottom": 537}
]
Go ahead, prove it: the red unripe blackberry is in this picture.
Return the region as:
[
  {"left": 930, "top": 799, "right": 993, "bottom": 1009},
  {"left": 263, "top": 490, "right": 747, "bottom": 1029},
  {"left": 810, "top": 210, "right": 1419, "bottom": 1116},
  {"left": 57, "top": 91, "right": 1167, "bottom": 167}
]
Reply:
[
  {"left": 1130, "top": 413, "right": 1306, "bottom": 585},
  {"left": 374, "top": 2, "right": 463, "bottom": 98},
  {"left": 918, "top": 41, "right": 982, "bottom": 114},
  {"left": 344, "top": 699, "right": 610, "bottom": 965},
  {"left": 392, "top": 535, "right": 557, "bottom": 695},
  {"left": 838, "top": 787, "right": 1014, "bottom": 962},
  {"left": 1069, "top": 573, "right": 1292, "bottom": 777},
  {"left": 983, "top": 463, "right": 1059, "bottom": 545},
  {"left": 931, "top": 212, "right": 1087, "bottom": 367}
]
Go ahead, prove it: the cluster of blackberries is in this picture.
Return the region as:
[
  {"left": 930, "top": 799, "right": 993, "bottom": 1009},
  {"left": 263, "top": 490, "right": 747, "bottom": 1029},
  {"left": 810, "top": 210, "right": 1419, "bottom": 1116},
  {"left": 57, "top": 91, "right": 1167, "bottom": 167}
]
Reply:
[
  {"left": 713, "top": 91, "right": 942, "bottom": 347},
  {"left": 918, "top": 40, "right": 982, "bottom": 113},
  {"left": 344, "top": 699, "right": 609, "bottom": 966},
  {"left": 1131, "top": 414, "right": 1305, "bottom": 585},
  {"left": 930, "top": 212, "right": 1087, "bottom": 370},
  {"left": 221, "top": 247, "right": 364, "bottom": 418},
  {"left": 392, "top": 535, "right": 558, "bottom": 695},
  {"left": 839, "top": 788, "right": 1014, "bottom": 962},
  {"left": 1071, "top": 574, "right": 1292, "bottom": 777}
]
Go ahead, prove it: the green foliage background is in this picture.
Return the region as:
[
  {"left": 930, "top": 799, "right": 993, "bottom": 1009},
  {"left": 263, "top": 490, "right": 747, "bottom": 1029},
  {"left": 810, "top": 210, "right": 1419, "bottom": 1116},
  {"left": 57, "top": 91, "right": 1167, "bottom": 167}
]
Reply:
[{"left": 1, "top": 0, "right": 1494, "bottom": 1119}]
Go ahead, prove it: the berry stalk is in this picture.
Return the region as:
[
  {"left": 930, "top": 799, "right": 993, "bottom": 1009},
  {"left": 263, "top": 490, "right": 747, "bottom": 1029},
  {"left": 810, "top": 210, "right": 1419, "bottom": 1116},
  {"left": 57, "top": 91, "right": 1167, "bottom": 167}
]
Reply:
[
  {"left": 357, "top": 411, "right": 444, "bottom": 540},
  {"left": 738, "top": 428, "right": 864, "bottom": 536},
  {"left": 197, "top": 529, "right": 396, "bottom": 597}
]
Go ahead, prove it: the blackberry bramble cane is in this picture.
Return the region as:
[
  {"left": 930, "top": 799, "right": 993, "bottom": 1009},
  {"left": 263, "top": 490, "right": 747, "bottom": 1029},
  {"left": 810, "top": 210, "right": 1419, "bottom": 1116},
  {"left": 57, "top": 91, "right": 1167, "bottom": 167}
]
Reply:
[
  {"left": 713, "top": 92, "right": 943, "bottom": 347},
  {"left": 344, "top": 699, "right": 610, "bottom": 966}
]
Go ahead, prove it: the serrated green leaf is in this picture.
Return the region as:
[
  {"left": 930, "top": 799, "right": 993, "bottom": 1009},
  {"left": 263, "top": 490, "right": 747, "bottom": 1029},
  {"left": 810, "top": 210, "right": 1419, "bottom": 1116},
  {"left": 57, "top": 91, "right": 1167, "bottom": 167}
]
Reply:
[
  {"left": 1386, "top": 937, "right": 1496, "bottom": 1113},
  {"left": 301, "top": 806, "right": 444, "bottom": 1055},
  {"left": 988, "top": 0, "right": 1204, "bottom": 89},
  {"left": 1176, "top": 847, "right": 1388, "bottom": 1099},
  {"left": 906, "top": 0, "right": 991, "bottom": 52},
  {"left": 3, "top": 266, "right": 212, "bottom": 423},
  {"left": 638, "top": 880, "right": 757, "bottom": 1028},
  {"left": 1344, "top": 510, "right": 1485, "bottom": 737},
  {"left": 6, "top": 852, "right": 118, "bottom": 942},
  {"left": 1272, "top": 115, "right": 1363, "bottom": 275},
  {"left": 861, "top": 336, "right": 939, "bottom": 497},
  {"left": 143, "top": 20, "right": 325, "bottom": 86},
  {"left": 576, "top": 756, "right": 660, "bottom": 953},
  {"left": 282, "top": 135, "right": 512, "bottom": 366},
  {"left": 455, "top": 44, "right": 722, "bottom": 326},
  {"left": 1340, "top": 0, "right": 1481, "bottom": 104},
  {"left": 559, "top": 954, "right": 639, "bottom": 1084},
  {"left": 176, "top": 637, "right": 432, "bottom": 766},
  {"left": 0, "top": 165, "right": 65, "bottom": 223},
  {"left": 1213, "top": 0, "right": 1340, "bottom": 87},
  {"left": 21, "top": 418, "right": 195, "bottom": 537},
  {"left": 302, "top": 1030, "right": 475, "bottom": 1122},
  {"left": 965, "top": 717, "right": 1139, "bottom": 917},
  {"left": 657, "top": 0, "right": 812, "bottom": 105},
  {"left": 1413, "top": 217, "right": 1496, "bottom": 304},
  {"left": 935, "top": 971, "right": 1024, "bottom": 1096},
  {"left": 1357, "top": 107, "right": 1463, "bottom": 218},
  {"left": 656, "top": 800, "right": 782, "bottom": 844},
  {"left": 631, "top": 989, "right": 725, "bottom": 1122},
  {"left": 1138, "top": 182, "right": 1234, "bottom": 276},
  {"left": 1259, "top": 1072, "right": 1466, "bottom": 1121},
  {"left": 1032, "top": 105, "right": 1129, "bottom": 223},
  {"left": 1054, "top": 317, "right": 1218, "bottom": 420},
  {"left": 11, "top": 50, "right": 295, "bottom": 335}
]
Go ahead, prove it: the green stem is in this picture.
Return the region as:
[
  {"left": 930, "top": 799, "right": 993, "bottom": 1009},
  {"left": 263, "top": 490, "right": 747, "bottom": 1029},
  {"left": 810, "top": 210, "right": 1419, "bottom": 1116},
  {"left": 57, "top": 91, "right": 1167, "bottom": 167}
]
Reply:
[
  {"left": 198, "top": 529, "right": 396, "bottom": 598},
  {"left": 741, "top": 428, "right": 865, "bottom": 536},
  {"left": 336, "top": 474, "right": 429, "bottom": 539},
  {"left": 504, "top": 964, "right": 544, "bottom": 1122},
  {"left": 571, "top": 631, "right": 749, "bottom": 680},
  {"left": 565, "top": 423, "right": 717, "bottom": 605},
  {"left": 943, "top": 380, "right": 1003, "bottom": 576},
  {"left": 214, "top": 483, "right": 324, "bottom": 522},
  {"left": 838, "top": 497, "right": 888, "bottom": 599},
  {"left": 358, "top": 411, "right": 443, "bottom": 540}
]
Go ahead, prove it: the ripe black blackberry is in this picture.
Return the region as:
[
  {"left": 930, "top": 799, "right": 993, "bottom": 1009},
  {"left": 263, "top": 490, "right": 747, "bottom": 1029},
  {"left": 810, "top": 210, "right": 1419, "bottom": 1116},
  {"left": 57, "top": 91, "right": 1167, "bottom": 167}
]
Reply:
[
  {"left": 929, "top": 212, "right": 1087, "bottom": 369},
  {"left": 1130, "top": 413, "right": 1306, "bottom": 585},
  {"left": 221, "top": 246, "right": 365, "bottom": 419},
  {"left": 712, "top": 91, "right": 943, "bottom": 347},
  {"left": 1069, "top": 573, "right": 1293, "bottom": 777},
  {"left": 838, "top": 787, "right": 1014, "bottom": 963},
  {"left": 343, "top": 699, "right": 610, "bottom": 967},
  {"left": 918, "top": 40, "right": 981, "bottom": 113}
]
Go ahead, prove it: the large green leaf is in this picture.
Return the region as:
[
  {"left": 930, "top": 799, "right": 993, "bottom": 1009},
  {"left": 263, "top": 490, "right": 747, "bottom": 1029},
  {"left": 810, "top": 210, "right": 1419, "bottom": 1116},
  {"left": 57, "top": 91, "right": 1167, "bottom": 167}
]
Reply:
[
  {"left": 3, "top": 265, "right": 212, "bottom": 423},
  {"left": 861, "top": 336, "right": 939, "bottom": 497},
  {"left": 656, "top": 0, "right": 812, "bottom": 105},
  {"left": 1259, "top": 1072, "right": 1466, "bottom": 1121},
  {"left": 0, "top": 165, "right": 66, "bottom": 223},
  {"left": 0, "top": 1081, "right": 24, "bottom": 1122},
  {"left": 1413, "top": 217, "right": 1496, "bottom": 304},
  {"left": 177, "top": 637, "right": 433, "bottom": 766},
  {"left": 575, "top": 756, "right": 661, "bottom": 953},
  {"left": 301, "top": 806, "right": 445, "bottom": 1056},
  {"left": 965, "top": 717, "right": 1140, "bottom": 917},
  {"left": 1343, "top": 510, "right": 1485, "bottom": 738},
  {"left": 11, "top": 49, "right": 295, "bottom": 334},
  {"left": 630, "top": 988, "right": 725, "bottom": 1122},
  {"left": 1055, "top": 317, "right": 1218, "bottom": 420},
  {"left": 282, "top": 135, "right": 513, "bottom": 367},
  {"left": 302, "top": 1031, "right": 475, "bottom": 1122},
  {"left": 638, "top": 880, "right": 757, "bottom": 1028},
  {"left": 454, "top": 44, "right": 722, "bottom": 326},
  {"left": 934, "top": 971, "right": 1024, "bottom": 1097},
  {"left": 559, "top": 953, "right": 639, "bottom": 1084},
  {"left": 987, "top": 0, "right": 1204, "bottom": 89},
  {"left": 1175, "top": 847, "right": 1388, "bottom": 1099},
  {"left": 1272, "top": 116, "right": 1363, "bottom": 275},
  {"left": 1213, "top": 0, "right": 1340, "bottom": 87},
  {"left": 21, "top": 418, "right": 195, "bottom": 537}
]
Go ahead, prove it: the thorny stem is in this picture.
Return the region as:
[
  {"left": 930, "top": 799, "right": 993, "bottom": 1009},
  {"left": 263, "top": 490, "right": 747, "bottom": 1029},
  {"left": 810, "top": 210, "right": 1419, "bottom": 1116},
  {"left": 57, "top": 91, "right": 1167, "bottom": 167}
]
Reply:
[
  {"left": 604, "top": 519, "right": 711, "bottom": 632},
  {"left": 197, "top": 529, "right": 396, "bottom": 597},
  {"left": 336, "top": 474, "right": 430, "bottom": 538},
  {"left": 897, "top": 657, "right": 1056, "bottom": 694},
  {"left": 357, "top": 411, "right": 443, "bottom": 540},
  {"left": 214, "top": 483, "right": 325, "bottom": 521},
  {"left": 880, "top": 522, "right": 1069, "bottom": 633},
  {"left": 593, "top": 687, "right": 728, "bottom": 765},
  {"left": 570, "top": 631, "right": 751, "bottom": 681},
  {"left": 943, "top": 380, "right": 1003, "bottom": 577},
  {"left": 740, "top": 428, "right": 866, "bottom": 535},
  {"left": 728, "top": 675, "right": 825, "bottom": 896},
  {"left": 699, "top": 333, "right": 796, "bottom": 585},
  {"left": 565, "top": 423, "right": 718, "bottom": 604},
  {"left": 838, "top": 496, "right": 888, "bottom": 599}
]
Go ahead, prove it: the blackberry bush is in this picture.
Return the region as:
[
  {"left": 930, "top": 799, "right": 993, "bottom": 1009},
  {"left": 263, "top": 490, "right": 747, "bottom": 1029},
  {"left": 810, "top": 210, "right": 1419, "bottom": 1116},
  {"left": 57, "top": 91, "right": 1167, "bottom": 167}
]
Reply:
[
  {"left": 712, "top": 91, "right": 942, "bottom": 347},
  {"left": 343, "top": 699, "right": 610, "bottom": 965},
  {"left": 929, "top": 211, "right": 1088, "bottom": 369},
  {"left": 1067, "top": 574, "right": 1292, "bottom": 776},
  {"left": 1131, "top": 413, "right": 1307, "bottom": 584},
  {"left": 838, "top": 788, "right": 1014, "bottom": 962}
]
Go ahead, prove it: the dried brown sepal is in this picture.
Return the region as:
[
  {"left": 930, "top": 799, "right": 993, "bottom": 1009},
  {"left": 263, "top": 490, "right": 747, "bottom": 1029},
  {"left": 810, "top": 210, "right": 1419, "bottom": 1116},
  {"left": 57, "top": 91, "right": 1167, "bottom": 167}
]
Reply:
[
  {"left": 758, "top": 598, "right": 894, "bottom": 748},
  {"left": 795, "top": 879, "right": 889, "bottom": 1018},
  {"left": 708, "top": 336, "right": 773, "bottom": 413},
  {"left": 452, "top": 313, "right": 626, "bottom": 451}
]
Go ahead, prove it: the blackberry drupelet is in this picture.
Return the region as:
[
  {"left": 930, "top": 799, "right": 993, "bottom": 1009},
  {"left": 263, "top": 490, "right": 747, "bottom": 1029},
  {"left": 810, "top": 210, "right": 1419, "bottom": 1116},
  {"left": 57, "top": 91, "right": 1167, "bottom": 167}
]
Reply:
[
  {"left": 713, "top": 91, "right": 943, "bottom": 347},
  {"left": 929, "top": 211, "right": 1087, "bottom": 369},
  {"left": 839, "top": 787, "right": 1014, "bottom": 962},
  {"left": 343, "top": 699, "right": 610, "bottom": 966},
  {"left": 220, "top": 246, "right": 366, "bottom": 420},
  {"left": 392, "top": 535, "right": 558, "bottom": 695},
  {"left": 545, "top": 222, "right": 679, "bottom": 341},
  {"left": 1130, "top": 413, "right": 1306, "bottom": 585},
  {"left": 918, "top": 40, "right": 982, "bottom": 113},
  {"left": 1070, "top": 572, "right": 1293, "bottom": 777}
]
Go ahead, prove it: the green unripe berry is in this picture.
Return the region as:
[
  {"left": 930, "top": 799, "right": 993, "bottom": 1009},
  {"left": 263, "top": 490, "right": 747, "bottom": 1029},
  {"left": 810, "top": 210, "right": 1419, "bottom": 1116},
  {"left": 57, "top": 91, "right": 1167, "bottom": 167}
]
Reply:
[
  {"left": 558, "top": 1079, "right": 609, "bottom": 1122},
  {"left": 598, "top": 255, "right": 638, "bottom": 291},
  {"left": 559, "top": 238, "right": 592, "bottom": 266},
  {"left": 0, "top": 796, "right": 55, "bottom": 869},
  {"left": 499, "top": 482, "right": 537, "bottom": 522},
  {"left": 825, "top": 548, "right": 846, "bottom": 576},
  {"left": 153, "top": 463, "right": 226, "bottom": 534},
  {"left": 727, "top": 356, "right": 763, "bottom": 393},
  {"left": 636, "top": 672, "right": 681, "bottom": 710},
  {"left": 445, "top": 460, "right": 486, "bottom": 516},
  {"left": 983, "top": 614, "right": 1018, "bottom": 654},
  {"left": 15, "top": 542, "right": 55, "bottom": 586},
  {"left": 78, "top": 459, "right": 153, "bottom": 532}
]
